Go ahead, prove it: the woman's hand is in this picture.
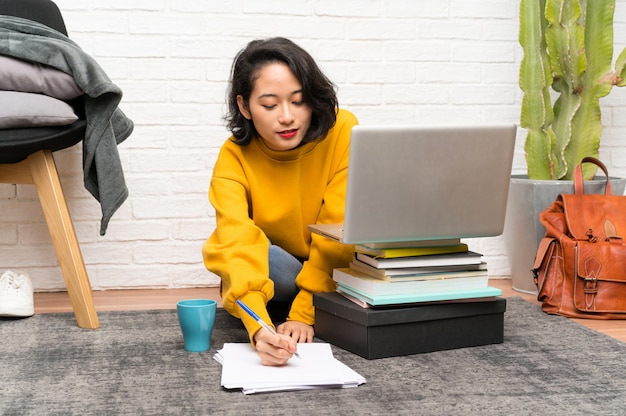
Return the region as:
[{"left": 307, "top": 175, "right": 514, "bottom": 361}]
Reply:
[
  {"left": 277, "top": 320, "right": 314, "bottom": 343},
  {"left": 253, "top": 327, "right": 298, "bottom": 366}
]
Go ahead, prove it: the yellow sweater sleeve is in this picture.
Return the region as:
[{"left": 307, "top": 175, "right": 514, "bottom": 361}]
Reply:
[
  {"left": 203, "top": 164, "right": 274, "bottom": 342},
  {"left": 203, "top": 109, "right": 358, "bottom": 340}
]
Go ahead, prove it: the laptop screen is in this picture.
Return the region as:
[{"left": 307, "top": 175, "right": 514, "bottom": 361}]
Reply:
[{"left": 340, "top": 124, "right": 517, "bottom": 244}]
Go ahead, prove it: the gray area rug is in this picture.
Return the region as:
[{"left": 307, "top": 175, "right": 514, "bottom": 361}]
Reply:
[{"left": 1, "top": 297, "right": 626, "bottom": 415}]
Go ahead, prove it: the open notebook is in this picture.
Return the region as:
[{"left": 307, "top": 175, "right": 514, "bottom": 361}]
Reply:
[{"left": 214, "top": 343, "right": 366, "bottom": 394}]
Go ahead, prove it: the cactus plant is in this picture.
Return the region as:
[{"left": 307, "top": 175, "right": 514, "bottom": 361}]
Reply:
[{"left": 519, "top": 0, "right": 626, "bottom": 180}]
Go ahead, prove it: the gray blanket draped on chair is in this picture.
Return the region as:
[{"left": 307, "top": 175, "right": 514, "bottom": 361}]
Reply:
[{"left": 0, "top": 15, "right": 134, "bottom": 235}]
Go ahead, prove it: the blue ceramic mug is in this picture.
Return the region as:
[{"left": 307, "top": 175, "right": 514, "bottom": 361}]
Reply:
[{"left": 176, "top": 299, "right": 217, "bottom": 352}]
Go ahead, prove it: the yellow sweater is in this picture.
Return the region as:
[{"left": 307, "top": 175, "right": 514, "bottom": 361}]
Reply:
[{"left": 203, "top": 109, "right": 358, "bottom": 341}]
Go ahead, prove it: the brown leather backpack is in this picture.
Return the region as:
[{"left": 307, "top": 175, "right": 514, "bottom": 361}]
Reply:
[{"left": 532, "top": 157, "right": 626, "bottom": 319}]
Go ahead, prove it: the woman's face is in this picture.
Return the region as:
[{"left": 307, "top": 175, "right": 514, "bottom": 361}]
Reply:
[{"left": 237, "top": 62, "right": 313, "bottom": 151}]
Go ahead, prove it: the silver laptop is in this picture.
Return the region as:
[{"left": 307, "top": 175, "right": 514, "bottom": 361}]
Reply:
[{"left": 308, "top": 123, "right": 517, "bottom": 245}]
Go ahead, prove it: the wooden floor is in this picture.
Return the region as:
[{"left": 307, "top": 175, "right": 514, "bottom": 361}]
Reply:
[{"left": 33, "top": 279, "right": 626, "bottom": 343}]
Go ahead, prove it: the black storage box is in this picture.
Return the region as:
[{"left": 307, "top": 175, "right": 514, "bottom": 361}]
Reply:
[{"left": 314, "top": 292, "right": 506, "bottom": 359}]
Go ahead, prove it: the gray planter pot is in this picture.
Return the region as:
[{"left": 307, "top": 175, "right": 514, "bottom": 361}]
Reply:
[{"left": 504, "top": 175, "right": 626, "bottom": 294}]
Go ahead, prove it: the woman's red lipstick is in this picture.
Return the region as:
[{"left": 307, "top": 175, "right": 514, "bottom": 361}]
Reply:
[{"left": 278, "top": 129, "right": 298, "bottom": 139}]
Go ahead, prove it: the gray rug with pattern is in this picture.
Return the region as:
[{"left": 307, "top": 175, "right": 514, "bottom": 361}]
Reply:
[{"left": 1, "top": 297, "right": 626, "bottom": 415}]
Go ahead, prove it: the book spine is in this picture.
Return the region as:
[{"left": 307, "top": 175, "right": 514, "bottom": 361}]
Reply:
[
  {"left": 333, "top": 269, "right": 489, "bottom": 295},
  {"left": 355, "top": 252, "right": 483, "bottom": 269},
  {"left": 336, "top": 283, "right": 502, "bottom": 306},
  {"left": 354, "top": 243, "right": 468, "bottom": 258}
]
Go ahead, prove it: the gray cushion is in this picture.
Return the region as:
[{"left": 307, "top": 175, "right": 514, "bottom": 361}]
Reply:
[
  {"left": 0, "top": 55, "right": 82, "bottom": 100},
  {"left": 0, "top": 91, "right": 78, "bottom": 129}
]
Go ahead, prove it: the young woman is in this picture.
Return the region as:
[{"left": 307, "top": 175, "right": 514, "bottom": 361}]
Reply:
[{"left": 203, "top": 37, "right": 358, "bottom": 366}]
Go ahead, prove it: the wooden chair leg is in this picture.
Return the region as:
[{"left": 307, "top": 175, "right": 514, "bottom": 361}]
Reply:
[{"left": 28, "top": 150, "right": 99, "bottom": 329}]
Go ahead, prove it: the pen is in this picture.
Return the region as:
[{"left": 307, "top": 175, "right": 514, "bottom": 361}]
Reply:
[{"left": 236, "top": 299, "right": 301, "bottom": 359}]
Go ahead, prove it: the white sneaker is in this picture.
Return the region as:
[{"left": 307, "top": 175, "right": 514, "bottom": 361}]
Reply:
[{"left": 0, "top": 270, "right": 35, "bottom": 317}]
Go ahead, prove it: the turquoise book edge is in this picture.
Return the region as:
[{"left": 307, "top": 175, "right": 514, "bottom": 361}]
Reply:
[{"left": 336, "top": 283, "right": 502, "bottom": 306}]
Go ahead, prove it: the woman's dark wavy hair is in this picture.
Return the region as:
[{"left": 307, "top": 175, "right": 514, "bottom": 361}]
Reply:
[{"left": 225, "top": 37, "right": 338, "bottom": 146}]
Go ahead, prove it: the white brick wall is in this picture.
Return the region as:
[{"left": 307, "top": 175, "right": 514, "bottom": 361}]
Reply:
[{"left": 3, "top": 0, "right": 626, "bottom": 291}]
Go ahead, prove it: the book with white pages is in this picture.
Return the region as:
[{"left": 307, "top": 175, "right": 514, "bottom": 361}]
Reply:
[
  {"left": 214, "top": 343, "right": 366, "bottom": 395},
  {"left": 335, "top": 283, "right": 502, "bottom": 306},
  {"left": 335, "top": 287, "right": 498, "bottom": 309},
  {"left": 333, "top": 267, "right": 489, "bottom": 296},
  {"left": 349, "top": 259, "right": 488, "bottom": 281},
  {"left": 355, "top": 251, "right": 483, "bottom": 269}
]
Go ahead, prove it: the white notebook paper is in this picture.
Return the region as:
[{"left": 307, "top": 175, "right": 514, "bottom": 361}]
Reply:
[{"left": 214, "top": 343, "right": 366, "bottom": 394}]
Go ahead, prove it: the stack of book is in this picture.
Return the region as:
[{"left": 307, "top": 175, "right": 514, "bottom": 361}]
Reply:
[{"left": 333, "top": 239, "right": 501, "bottom": 307}]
